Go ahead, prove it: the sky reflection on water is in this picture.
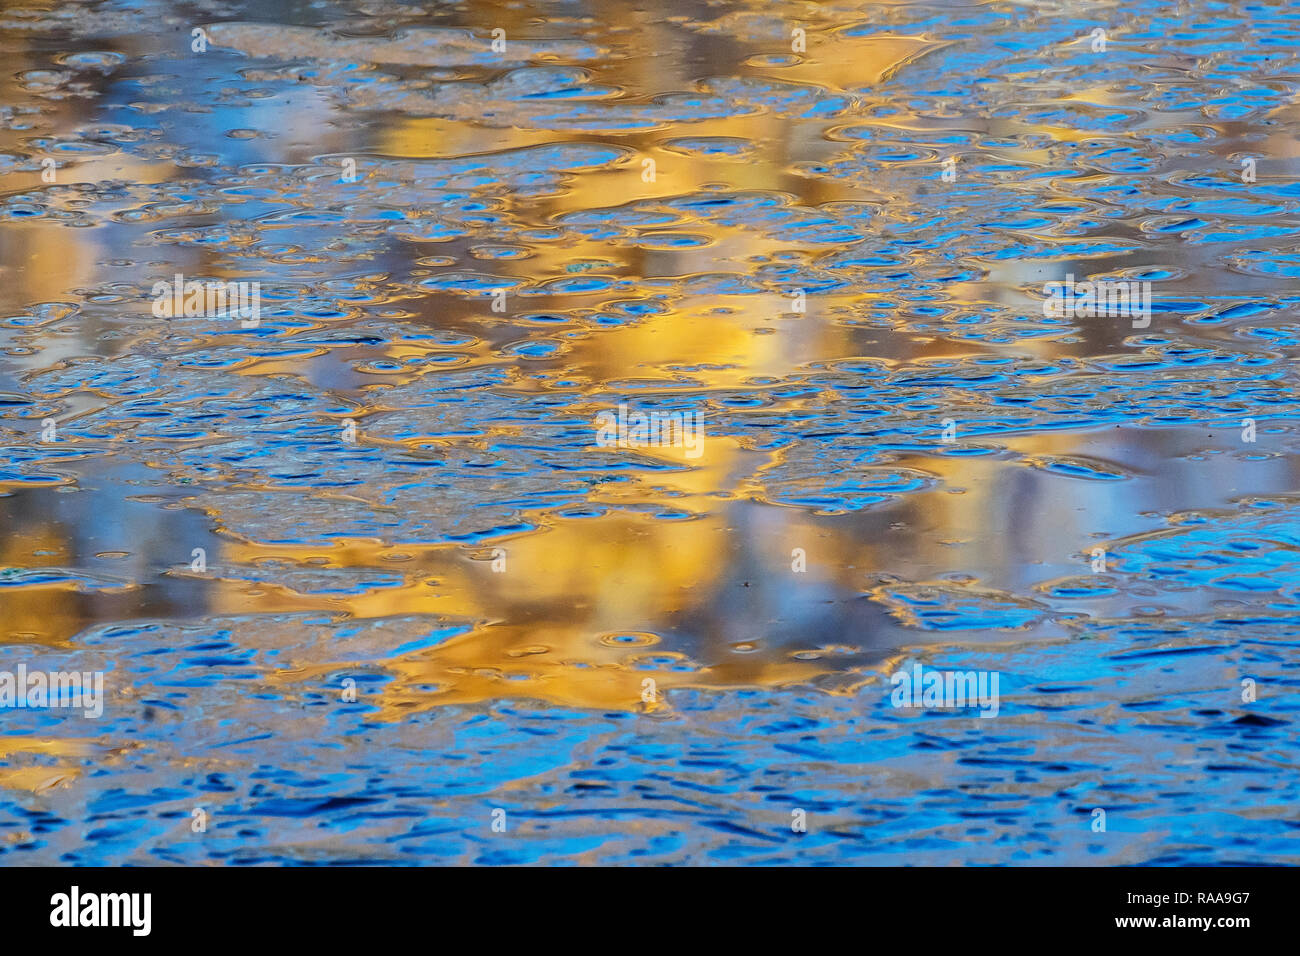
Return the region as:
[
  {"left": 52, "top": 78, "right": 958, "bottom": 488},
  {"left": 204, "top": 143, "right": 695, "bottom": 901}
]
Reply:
[{"left": 0, "top": 0, "right": 1297, "bottom": 864}]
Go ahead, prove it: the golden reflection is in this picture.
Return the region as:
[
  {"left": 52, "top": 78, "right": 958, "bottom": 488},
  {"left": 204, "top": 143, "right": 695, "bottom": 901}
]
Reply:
[
  {"left": 0, "top": 738, "right": 98, "bottom": 793},
  {"left": 0, "top": 0, "right": 1218, "bottom": 775}
]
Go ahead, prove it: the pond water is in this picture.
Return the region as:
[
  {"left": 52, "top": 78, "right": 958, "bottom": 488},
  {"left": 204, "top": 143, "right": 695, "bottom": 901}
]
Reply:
[{"left": 0, "top": 0, "right": 1297, "bottom": 864}]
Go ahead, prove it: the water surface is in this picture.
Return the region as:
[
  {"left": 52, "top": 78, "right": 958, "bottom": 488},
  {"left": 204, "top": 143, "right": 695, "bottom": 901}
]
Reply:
[{"left": 0, "top": 0, "right": 1297, "bottom": 864}]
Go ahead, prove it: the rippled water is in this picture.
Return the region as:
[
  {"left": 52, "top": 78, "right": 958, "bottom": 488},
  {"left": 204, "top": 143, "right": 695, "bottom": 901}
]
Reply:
[{"left": 0, "top": 0, "right": 1297, "bottom": 865}]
